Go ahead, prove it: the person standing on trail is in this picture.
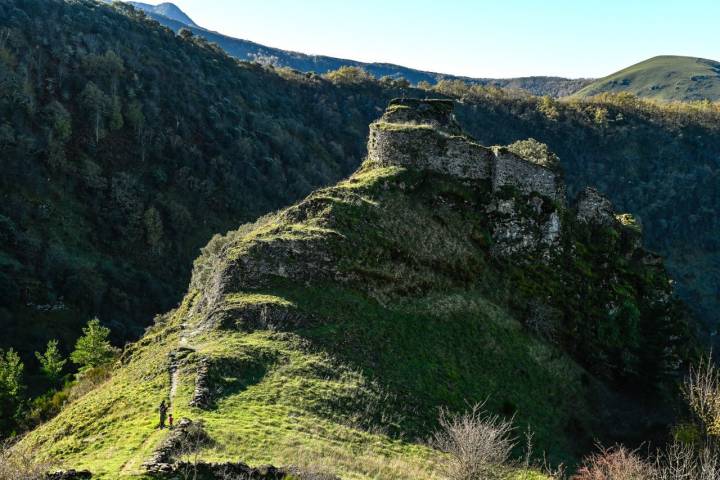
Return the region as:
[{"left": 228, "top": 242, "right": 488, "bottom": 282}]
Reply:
[
  {"left": 159, "top": 400, "right": 168, "bottom": 429},
  {"left": 168, "top": 413, "right": 174, "bottom": 429}
]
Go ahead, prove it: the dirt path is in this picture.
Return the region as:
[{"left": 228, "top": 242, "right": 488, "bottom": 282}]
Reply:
[{"left": 120, "top": 329, "right": 194, "bottom": 475}]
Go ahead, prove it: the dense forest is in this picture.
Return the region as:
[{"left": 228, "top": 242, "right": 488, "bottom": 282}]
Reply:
[{"left": 1, "top": 0, "right": 720, "bottom": 436}]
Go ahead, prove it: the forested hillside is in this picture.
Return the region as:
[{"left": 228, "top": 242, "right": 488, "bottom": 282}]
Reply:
[{"left": 1, "top": 0, "right": 720, "bottom": 427}]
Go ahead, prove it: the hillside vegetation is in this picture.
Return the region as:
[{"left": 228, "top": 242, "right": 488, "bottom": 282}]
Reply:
[
  {"left": 571, "top": 55, "right": 720, "bottom": 101},
  {"left": 19, "top": 100, "right": 691, "bottom": 479},
  {"left": 2, "top": 0, "right": 720, "bottom": 437}
]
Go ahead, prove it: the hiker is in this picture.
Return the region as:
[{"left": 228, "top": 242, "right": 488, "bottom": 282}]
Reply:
[
  {"left": 168, "top": 413, "right": 174, "bottom": 429},
  {"left": 159, "top": 400, "right": 168, "bottom": 429}
]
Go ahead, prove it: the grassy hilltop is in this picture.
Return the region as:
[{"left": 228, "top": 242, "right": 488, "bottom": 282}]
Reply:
[
  {"left": 20, "top": 101, "right": 690, "bottom": 479},
  {"left": 571, "top": 55, "right": 720, "bottom": 102}
]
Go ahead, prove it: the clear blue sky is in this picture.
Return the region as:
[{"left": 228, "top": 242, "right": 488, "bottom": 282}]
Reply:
[{"left": 143, "top": 0, "right": 719, "bottom": 78}]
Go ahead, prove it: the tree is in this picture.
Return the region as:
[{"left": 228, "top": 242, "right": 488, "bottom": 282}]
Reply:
[
  {"left": 537, "top": 95, "right": 560, "bottom": 120},
  {"left": 323, "top": 66, "right": 373, "bottom": 85},
  {"left": 432, "top": 403, "right": 516, "bottom": 480},
  {"left": 80, "top": 81, "right": 108, "bottom": 145},
  {"left": 70, "top": 318, "right": 117, "bottom": 372},
  {"left": 34, "top": 340, "right": 66, "bottom": 383},
  {"left": 0, "top": 349, "right": 23, "bottom": 401},
  {"left": 594, "top": 106, "right": 609, "bottom": 126},
  {"left": 144, "top": 206, "right": 164, "bottom": 253},
  {"left": 0, "top": 349, "right": 24, "bottom": 434}
]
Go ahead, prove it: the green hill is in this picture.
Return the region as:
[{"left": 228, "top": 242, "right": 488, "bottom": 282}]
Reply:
[
  {"left": 20, "top": 99, "right": 691, "bottom": 479},
  {"left": 571, "top": 55, "right": 720, "bottom": 101}
]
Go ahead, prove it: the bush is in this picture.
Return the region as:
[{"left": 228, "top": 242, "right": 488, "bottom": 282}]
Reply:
[
  {"left": 0, "top": 437, "right": 56, "bottom": 480},
  {"left": 323, "top": 66, "right": 374, "bottom": 85},
  {"left": 573, "top": 445, "right": 655, "bottom": 480},
  {"left": 432, "top": 403, "right": 516, "bottom": 480},
  {"left": 653, "top": 441, "right": 720, "bottom": 480}
]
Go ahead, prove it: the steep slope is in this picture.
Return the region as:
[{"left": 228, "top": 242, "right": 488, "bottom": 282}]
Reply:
[
  {"left": 571, "top": 55, "right": 720, "bottom": 101},
  {"left": 128, "top": 1, "right": 199, "bottom": 27},
  {"left": 126, "top": 2, "right": 590, "bottom": 97},
  {"left": 22, "top": 100, "right": 690, "bottom": 479}
]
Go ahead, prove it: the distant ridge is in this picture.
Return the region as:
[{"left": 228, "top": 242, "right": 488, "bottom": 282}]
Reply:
[
  {"left": 571, "top": 55, "right": 720, "bottom": 102},
  {"left": 118, "top": 2, "right": 591, "bottom": 97}
]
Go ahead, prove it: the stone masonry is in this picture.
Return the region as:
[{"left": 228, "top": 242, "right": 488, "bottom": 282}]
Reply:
[{"left": 368, "top": 98, "right": 565, "bottom": 204}]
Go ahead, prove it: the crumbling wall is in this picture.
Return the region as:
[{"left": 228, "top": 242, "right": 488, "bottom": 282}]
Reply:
[
  {"left": 368, "top": 100, "right": 566, "bottom": 203},
  {"left": 367, "top": 125, "right": 493, "bottom": 180},
  {"left": 492, "top": 149, "right": 564, "bottom": 203}
]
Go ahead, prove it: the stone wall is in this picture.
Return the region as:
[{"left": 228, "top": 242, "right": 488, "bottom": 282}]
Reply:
[
  {"left": 367, "top": 125, "right": 493, "bottom": 180},
  {"left": 368, "top": 99, "right": 565, "bottom": 203},
  {"left": 492, "top": 149, "right": 565, "bottom": 204}
]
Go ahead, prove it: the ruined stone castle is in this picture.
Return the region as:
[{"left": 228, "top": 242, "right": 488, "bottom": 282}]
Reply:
[{"left": 367, "top": 98, "right": 566, "bottom": 204}]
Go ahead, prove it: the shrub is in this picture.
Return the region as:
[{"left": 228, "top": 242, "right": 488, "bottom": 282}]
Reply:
[
  {"left": 0, "top": 437, "right": 56, "bottom": 480},
  {"left": 682, "top": 356, "right": 720, "bottom": 437},
  {"left": 573, "top": 445, "right": 655, "bottom": 480},
  {"left": 323, "top": 66, "right": 374, "bottom": 85},
  {"left": 432, "top": 403, "right": 516, "bottom": 480},
  {"left": 653, "top": 441, "right": 720, "bottom": 480}
]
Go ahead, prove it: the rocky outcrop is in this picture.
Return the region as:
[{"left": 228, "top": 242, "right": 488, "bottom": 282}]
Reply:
[
  {"left": 488, "top": 196, "right": 562, "bottom": 259},
  {"left": 575, "top": 187, "right": 616, "bottom": 226}
]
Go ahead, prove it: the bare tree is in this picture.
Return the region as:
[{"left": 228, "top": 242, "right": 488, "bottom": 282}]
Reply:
[
  {"left": 653, "top": 441, "right": 720, "bottom": 480},
  {"left": 432, "top": 403, "right": 516, "bottom": 480},
  {"left": 682, "top": 356, "right": 720, "bottom": 437}
]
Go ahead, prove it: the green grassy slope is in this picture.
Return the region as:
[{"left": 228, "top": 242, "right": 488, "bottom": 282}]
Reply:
[
  {"left": 571, "top": 55, "right": 720, "bottom": 101},
  {"left": 21, "top": 106, "right": 690, "bottom": 478}
]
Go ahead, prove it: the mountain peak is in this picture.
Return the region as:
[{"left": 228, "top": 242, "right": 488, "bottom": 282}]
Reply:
[{"left": 128, "top": 1, "right": 199, "bottom": 28}]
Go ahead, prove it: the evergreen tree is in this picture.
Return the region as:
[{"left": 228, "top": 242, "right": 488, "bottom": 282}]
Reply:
[
  {"left": 0, "top": 348, "right": 24, "bottom": 434},
  {"left": 70, "top": 318, "right": 117, "bottom": 372},
  {"left": 35, "top": 340, "right": 66, "bottom": 383}
]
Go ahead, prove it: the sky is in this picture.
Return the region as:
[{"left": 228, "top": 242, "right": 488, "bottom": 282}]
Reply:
[{"left": 141, "top": 0, "right": 719, "bottom": 79}]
